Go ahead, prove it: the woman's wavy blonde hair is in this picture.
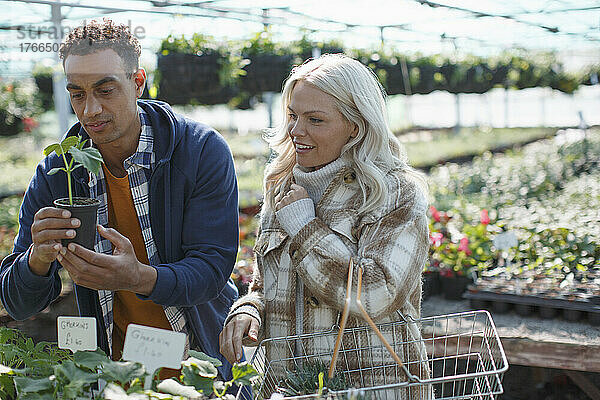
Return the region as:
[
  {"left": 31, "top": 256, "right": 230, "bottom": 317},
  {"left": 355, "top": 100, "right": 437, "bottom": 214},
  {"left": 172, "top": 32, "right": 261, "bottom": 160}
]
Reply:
[{"left": 263, "top": 53, "right": 426, "bottom": 214}]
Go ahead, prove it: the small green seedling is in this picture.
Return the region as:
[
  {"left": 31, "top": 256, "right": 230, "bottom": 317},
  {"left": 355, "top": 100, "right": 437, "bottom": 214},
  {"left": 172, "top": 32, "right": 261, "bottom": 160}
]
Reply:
[{"left": 43, "top": 135, "right": 103, "bottom": 205}]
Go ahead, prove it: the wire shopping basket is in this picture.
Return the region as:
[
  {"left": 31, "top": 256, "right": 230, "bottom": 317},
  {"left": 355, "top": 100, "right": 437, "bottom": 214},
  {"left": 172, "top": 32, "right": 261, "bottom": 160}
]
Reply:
[{"left": 238, "top": 262, "right": 508, "bottom": 400}]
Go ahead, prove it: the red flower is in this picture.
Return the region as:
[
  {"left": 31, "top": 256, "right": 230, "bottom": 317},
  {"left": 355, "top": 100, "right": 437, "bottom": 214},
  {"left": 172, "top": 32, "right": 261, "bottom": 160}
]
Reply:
[
  {"left": 439, "top": 268, "right": 454, "bottom": 277},
  {"left": 480, "top": 209, "right": 490, "bottom": 225},
  {"left": 23, "top": 117, "right": 38, "bottom": 133},
  {"left": 458, "top": 237, "right": 472, "bottom": 255},
  {"left": 429, "top": 205, "right": 441, "bottom": 223},
  {"left": 430, "top": 232, "right": 444, "bottom": 247}
]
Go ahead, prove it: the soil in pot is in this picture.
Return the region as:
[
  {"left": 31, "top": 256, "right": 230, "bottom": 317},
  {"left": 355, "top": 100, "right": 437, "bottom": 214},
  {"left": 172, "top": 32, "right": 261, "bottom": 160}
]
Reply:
[{"left": 54, "top": 197, "right": 100, "bottom": 250}]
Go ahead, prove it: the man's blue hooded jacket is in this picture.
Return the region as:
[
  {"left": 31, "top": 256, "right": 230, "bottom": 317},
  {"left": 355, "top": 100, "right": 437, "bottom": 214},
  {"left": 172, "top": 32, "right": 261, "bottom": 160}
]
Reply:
[{"left": 0, "top": 100, "right": 239, "bottom": 379}]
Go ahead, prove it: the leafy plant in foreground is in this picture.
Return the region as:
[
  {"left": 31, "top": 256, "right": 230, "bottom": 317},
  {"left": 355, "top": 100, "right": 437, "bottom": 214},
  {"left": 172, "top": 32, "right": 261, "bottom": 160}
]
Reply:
[
  {"left": 0, "top": 327, "right": 259, "bottom": 399},
  {"left": 277, "top": 360, "right": 348, "bottom": 397},
  {"left": 43, "top": 135, "right": 103, "bottom": 205}
]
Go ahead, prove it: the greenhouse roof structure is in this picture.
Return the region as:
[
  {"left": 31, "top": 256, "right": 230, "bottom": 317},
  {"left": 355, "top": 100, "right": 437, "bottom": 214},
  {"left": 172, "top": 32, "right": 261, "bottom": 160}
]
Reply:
[{"left": 2, "top": 0, "right": 600, "bottom": 77}]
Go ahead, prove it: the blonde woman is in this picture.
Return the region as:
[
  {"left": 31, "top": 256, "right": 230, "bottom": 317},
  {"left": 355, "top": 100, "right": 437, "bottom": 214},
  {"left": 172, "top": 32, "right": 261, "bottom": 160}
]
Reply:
[{"left": 221, "top": 54, "right": 432, "bottom": 399}]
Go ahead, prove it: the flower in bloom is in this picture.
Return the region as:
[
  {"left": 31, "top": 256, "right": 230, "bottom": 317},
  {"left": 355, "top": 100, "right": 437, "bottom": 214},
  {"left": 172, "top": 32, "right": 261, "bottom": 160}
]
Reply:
[
  {"left": 480, "top": 209, "right": 490, "bottom": 225},
  {"left": 430, "top": 232, "right": 444, "bottom": 247},
  {"left": 429, "top": 205, "right": 441, "bottom": 223},
  {"left": 458, "top": 237, "right": 472, "bottom": 255},
  {"left": 23, "top": 117, "right": 39, "bottom": 133}
]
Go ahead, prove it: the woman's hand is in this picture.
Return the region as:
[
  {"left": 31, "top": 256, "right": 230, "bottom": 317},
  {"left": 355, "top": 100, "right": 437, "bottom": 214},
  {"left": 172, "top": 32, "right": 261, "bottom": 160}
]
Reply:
[
  {"left": 275, "top": 183, "right": 309, "bottom": 211},
  {"left": 219, "top": 314, "right": 260, "bottom": 364}
]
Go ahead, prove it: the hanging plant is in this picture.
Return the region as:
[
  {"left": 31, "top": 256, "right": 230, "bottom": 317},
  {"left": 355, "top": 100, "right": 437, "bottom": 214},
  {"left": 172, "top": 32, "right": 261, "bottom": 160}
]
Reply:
[
  {"left": 156, "top": 34, "right": 245, "bottom": 105},
  {"left": 239, "top": 29, "right": 294, "bottom": 94}
]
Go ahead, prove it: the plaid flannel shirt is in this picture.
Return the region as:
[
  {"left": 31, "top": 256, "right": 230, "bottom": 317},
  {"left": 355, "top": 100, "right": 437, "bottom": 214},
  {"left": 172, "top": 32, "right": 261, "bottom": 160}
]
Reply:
[{"left": 88, "top": 106, "right": 188, "bottom": 355}]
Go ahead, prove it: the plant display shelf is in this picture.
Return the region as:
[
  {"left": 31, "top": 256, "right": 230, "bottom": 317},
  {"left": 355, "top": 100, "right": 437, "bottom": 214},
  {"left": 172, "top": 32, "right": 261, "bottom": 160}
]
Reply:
[{"left": 465, "top": 284, "right": 600, "bottom": 325}]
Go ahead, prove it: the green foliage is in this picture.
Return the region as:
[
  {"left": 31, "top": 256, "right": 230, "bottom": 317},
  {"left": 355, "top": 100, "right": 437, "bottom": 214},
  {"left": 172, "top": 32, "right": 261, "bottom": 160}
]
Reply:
[
  {"left": 428, "top": 129, "right": 600, "bottom": 283},
  {"left": 158, "top": 33, "right": 246, "bottom": 89},
  {"left": 277, "top": 360, "right": 348, "bottom": 397},
  {"left": 43, "top": 134, "right": 104, "bottom": 205},
  {"left": 0, "top": 80, "right": 42, "bottom": 136},
  {"left": 155, "top": 33, "right": 585, "bottom": 105},
  {"left": 0, "top": 326, "right": 259, "bottom": 399},
  {"left": 53, "top": 360, "right": 99, "bottom": 399},
  {"left": 181, "top": 356, "right": 218, "bottom": 394},
  {"left": 241, "top": 29, "right": 286, "bottom": 57},
  {"left": 0, "top": 327, "right": 72, "bottom": 399}
]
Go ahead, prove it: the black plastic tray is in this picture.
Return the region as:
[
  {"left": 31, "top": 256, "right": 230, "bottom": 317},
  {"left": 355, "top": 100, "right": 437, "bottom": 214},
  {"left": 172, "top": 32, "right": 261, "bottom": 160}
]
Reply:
[{"left": 464, "top": 286, "right": 600, "bottom": 325}]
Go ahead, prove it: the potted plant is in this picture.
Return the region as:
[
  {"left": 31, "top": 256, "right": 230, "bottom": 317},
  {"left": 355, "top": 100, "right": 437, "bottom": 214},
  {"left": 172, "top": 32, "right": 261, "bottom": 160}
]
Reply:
[
  {"left": 239, "top": 29, "right": 293, "bottom": 94},
  {"left": 157, "top": 33, "right": 245, "bottom": 106},
  {"left": 429, "top": 206, "right": 495, "bottom": 300},
  {"left": 0, "top": 80, "right": 42, "bottom": 137},
  {"left": 43, "top": 135, "right": 103, "bottom": 250},
  {"left": 0, "top": 326, "right": 259, "bottom": 399}
]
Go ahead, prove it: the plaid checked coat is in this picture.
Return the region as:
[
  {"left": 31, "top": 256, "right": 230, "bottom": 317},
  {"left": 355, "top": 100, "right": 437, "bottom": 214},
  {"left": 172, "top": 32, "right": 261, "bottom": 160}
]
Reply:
[{"left": 229, "top": 163, "right": 433, "bottom": 399}]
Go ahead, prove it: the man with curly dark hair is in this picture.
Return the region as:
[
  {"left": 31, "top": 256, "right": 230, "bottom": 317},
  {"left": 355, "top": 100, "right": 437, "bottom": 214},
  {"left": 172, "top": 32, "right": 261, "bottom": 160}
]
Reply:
[{"left": 1, "top": 18, "right": 240, "bottom": 382}]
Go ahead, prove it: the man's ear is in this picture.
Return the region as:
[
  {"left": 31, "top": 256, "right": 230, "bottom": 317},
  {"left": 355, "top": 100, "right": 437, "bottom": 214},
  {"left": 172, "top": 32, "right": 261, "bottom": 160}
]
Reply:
[{"left": 133, "top": 68, "right": 147, "bottom": 98}]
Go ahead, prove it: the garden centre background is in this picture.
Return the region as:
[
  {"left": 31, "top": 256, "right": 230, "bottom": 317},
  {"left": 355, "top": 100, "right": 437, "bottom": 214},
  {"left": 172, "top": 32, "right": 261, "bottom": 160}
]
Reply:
[{"left": 1, "top": 1, "right": 599, "bottom": 399}]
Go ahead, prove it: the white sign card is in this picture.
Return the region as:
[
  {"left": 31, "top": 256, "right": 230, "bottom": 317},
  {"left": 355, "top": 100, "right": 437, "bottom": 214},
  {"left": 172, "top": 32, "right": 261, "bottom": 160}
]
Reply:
[
  {"left": 493, "top": 231, "right": 518, "bottom": 250},
  {"left": 122, "top": 324, "right": 187, "bottom": 388},
  {"left": 57, "top": 316, "right": 97, "bottom": 352}
]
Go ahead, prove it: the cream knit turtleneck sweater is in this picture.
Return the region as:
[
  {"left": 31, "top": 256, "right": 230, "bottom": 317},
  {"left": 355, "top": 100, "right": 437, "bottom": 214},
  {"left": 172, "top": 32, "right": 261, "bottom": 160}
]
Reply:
[{"left": 275, "top": 158, "right": 346, "bottom": 236}]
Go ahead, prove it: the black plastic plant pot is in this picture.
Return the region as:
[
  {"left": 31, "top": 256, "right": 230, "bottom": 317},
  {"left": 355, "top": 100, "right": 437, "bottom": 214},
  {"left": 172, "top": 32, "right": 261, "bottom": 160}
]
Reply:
[
  {"left": 469, "top": 298, "right": 489, "bottom": 311},
  {"left": 440, "top": 274, "right": 471, "bottom": 300},
  {"left": 515, "top": 303, "right": 535, "bottom": 317},
  {"left": 563, "top": 309, "right": 583, "bottom": 322},
  {"left": 539, "top": 306, "right": 558, "bottom": 319},
  {"left": 422, "top": 270, "right": 441, "bottom": 299},
  {"left": 491, "top": 301, "right": 511, "bottom": 314},
  {"left": 54, "top": 197, "right": 100, "bottom": 250},
  {"left": 588, "top": 313, "right": 600, "bottom": 326}
]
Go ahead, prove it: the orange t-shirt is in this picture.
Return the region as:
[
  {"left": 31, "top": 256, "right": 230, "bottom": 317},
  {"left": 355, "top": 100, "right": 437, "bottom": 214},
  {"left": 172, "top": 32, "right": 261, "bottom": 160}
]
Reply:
[{"left": 103, "top": 164, "right": 179, "bottom": 379}]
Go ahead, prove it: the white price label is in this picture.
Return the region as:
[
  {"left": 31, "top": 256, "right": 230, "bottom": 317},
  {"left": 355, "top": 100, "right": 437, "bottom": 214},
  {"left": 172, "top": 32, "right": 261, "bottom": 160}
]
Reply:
[
  {"left": 122, "top": 324, "right": 186, "bottom": 379},
  {"left": 57, "top": 316, "right": 97, "bottom": 352},
  {"left": 493, "top": 231, "right": 518, "bottom": 250}
]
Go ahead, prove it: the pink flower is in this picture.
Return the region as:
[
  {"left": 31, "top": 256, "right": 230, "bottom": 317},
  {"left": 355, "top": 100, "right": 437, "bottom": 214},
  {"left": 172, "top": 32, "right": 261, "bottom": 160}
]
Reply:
[
  {"left": 430, "top": 232, "right": 444, "bottom": 247},
  {"left": 458, "top": 237, "right": 472, "bottom": 255},
  {"left": 23, "top": 117, "right": 38, "bottom": 133},
  {"left": 480, "top": 209, "right": 490, "bottom": 225},
  {"left": 429, "top": 205, "right": 441, "bottom": 223}
]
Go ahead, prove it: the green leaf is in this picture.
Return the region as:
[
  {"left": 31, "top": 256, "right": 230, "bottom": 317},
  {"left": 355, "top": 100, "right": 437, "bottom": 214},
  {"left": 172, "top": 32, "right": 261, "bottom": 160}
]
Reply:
[
  {"left": 69, "top": 146, "right": 104, "bottom": 175},
  {"left": 13, "top": 376, "right": 53, "bottom": 394},
  {"left": 77, "top": 138, "right": 89, "bottom": 150},
  {"left": 0, "top": 374, "right": 16, "bottom": 399},
  {"left": 42, "top": 143, "right": 60, "bottom": 156},
  {"left": 188, "top": 350, "right": 223, "bottom": 367},
  {"left": 181, "top": 370, "right": 214, "bottom": 395},
  {"left": 48, "top": 167, "right": 65, "bottom": 175},
  {"left": 231, "top": 362, "right": 259, "bottom": 386},
  {"left": 182, "top": 358, "right": 218, "bottom": 378},
  {"left": 54, "top": 360, "right": 98, "bottom": 398},
  {"left": 99, "top": 359, "right": 146, "bottom": 385},
  {"left": 60, "top": 136, "right": 81, "bottom": 151},
  {"left": 181, "top": 358, "right": 217, "bottom": 394},
  {"left": 73, "top": 348, "right": 108, "bottom": 371},
  {"left": 17, "top": 392, "right": 55, "bottom": 400}
]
